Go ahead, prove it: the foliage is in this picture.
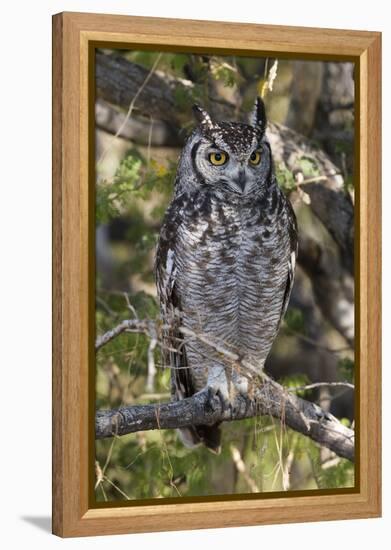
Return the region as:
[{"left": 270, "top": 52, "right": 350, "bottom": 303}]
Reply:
[
  {"left": 210, "top": 58, "right": 239, "bottom": 88},
  {"left": 275, "top": 162, "right": 296, "bottom": 191},
  {"left": 96, "top": 149, "right": 176, "bottom": 224},
  {"left": 297, "top": 156, "right": 320, "bottom": 178},
  {"left": 278, "top": 373, "right": 311, "bottom": 397}
]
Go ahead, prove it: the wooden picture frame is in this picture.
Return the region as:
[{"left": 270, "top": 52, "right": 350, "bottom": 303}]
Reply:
[{"left": 52, "top": 11, "right": 381, "bottom": 537}]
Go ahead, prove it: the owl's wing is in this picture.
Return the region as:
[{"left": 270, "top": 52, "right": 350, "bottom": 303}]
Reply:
[
  {"left": 155, "top": 221, "right": 196, "bottom": 402},
  {"left": 278, "top": 197, "right": 298, "bottom": 326},
  {"left": 155, "top": 207, "right": 221, "bottom": 453},
  {"left": 155, "top": 209, "right": 222, "bottom": 452}
]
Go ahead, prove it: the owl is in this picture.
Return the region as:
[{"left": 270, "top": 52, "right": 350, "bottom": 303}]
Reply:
[{"left": 155, "top": 97, "right": 297, "bottom": 453}]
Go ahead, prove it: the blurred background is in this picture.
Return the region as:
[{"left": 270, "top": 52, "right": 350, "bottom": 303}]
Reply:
[{"left": 94, "top": 49, "right": 355, "bottom": 502}]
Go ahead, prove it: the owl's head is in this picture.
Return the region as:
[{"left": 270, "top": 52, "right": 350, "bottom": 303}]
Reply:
[{"left": 178, "top": 97, "right": 272, "bottom": 196}]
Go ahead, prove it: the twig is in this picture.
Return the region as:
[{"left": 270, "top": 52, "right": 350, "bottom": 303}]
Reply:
[
  {"left": 299, "top": 175, "right": 329, "bottom": 185},
  {"left": 288, "top": 381, "right": 354, "bottom": 393},
  {"left": 99, "top": 483, "right": 108, "bottom": 502},
  {"left": 95, "top": 319, "right": 155, "bottom": 351},
  {"left": 123, "top": 292, "right": 138, "bottom": 319},
  {"left": 155, "top": 404, "right": 182, "bottom": 497},
  {"left": 103, "top": 476, "right": 131, "bottom": 500},
  {"left": 230, "top": 445, "right": 259, "bottom": 493},
  {"left": 95, "top": 460, "right": 104, "bottom": 490},
  {"left": 282, "top": 446, "right": 296, "bottom": 491}
]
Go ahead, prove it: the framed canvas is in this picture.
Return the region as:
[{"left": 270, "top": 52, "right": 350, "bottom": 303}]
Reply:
[{"left": 52, "top": 11, "right": 381, "bottom": 537}]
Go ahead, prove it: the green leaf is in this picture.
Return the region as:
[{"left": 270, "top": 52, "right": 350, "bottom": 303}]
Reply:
[
  {"left": 275, "top": 162, "right": 296, "bottom": 192},
  {"left": 279, "top": 373, "right": 311, "bottom": 397},
  {"left": 211, "top": 64, "right": 238, "bottom": 87},
  {"left": 297, "top": 156, "right": 320, "bottom": 178}
]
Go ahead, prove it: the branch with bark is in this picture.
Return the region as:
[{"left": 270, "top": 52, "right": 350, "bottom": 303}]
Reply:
[
  {"left": 96, "top": 51, "right": 235, "bottom": 127},
  {"left": 96, "top": 51, "right": 184, "bottom": 125},
  {"left": 96, "top": 379, "right": 354, "bottom": 462},
  {"left": 95, "top": 318, "right": 355, "bottom": 463}
]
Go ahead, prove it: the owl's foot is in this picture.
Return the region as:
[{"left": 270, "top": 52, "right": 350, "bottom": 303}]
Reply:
[
  {"left": 206, "top": 365, "right": 230, "bottom": 412},
  {"left": 205, "top": 385, "right": 231, "bottom": 414}
]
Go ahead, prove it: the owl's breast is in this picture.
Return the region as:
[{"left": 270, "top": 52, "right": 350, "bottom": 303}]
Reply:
[{"left": 173, "top": 191, "right": 292, "bottom": 363}]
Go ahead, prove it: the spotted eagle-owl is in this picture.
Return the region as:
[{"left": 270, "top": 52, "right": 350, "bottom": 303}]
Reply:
[{"left": 155, "top": 97, "right": 298, "bottom": 453}]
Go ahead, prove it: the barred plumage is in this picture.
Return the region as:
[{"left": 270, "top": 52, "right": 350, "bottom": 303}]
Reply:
[{"left": 155, "top": 97, "right": 297, "bottom": 453}]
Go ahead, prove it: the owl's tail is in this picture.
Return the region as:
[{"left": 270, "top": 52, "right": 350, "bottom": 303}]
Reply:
[{"left": 178, "top": 424, "right": 222, "bottom": 454}]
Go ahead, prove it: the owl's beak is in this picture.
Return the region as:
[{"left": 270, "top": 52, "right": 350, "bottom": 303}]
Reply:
[{"left": 236, "top": 168, "right": 247, "bottom": 192}]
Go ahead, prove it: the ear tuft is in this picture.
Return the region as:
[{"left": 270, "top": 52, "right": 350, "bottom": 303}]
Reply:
[
  {"left": 192, "top": 104, "right": 215, "bottom": 130},
  {"left": 251, "top": 96, "right": 267, "bottom": 137}
]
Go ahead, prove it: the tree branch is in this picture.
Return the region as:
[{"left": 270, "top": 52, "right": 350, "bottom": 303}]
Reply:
[
  {"left": 95, "top": 318, "right": 355, "bottom": 462},
  {"left": 96, "top": 99, "right": 178, "bottom": 146},
  {"left": 95, "top": 381, "right": 354, "bottom": 462},
  {"left": 96, "top": 51, "right": 234, "bottom": 126},
  {"left": 288, "top": 381, "right": 354, "bottom": 392},
  {"left": 96, "top": 51, "right": 183, "bottom": 125},
  {"left": 298, "top": 233, "right": 354, "bottom": 346},
  {"left": 95, "top": 318, "right": 156, "bottom": 351}
]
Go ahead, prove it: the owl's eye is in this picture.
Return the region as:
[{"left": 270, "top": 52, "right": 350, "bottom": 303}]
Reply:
[
  {"left": 249, "top": 151, "right": 262, "bottom": 165},
  {"left": 209, "top": 151, "right": 228, "bottom": 166}
]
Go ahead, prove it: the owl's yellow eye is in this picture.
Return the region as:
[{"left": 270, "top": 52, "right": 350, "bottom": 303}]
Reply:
[
  {"left": 209, "top": 151, "right": 228, "bottom": 166},
  {"left": 249, "top": 151, "right": 261, "bottom": 165}
]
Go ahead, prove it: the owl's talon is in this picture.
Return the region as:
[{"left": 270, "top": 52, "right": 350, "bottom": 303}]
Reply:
[
  {"left": 205, "top": 386, "right": 222, "bottom": 413},
  {"left": 205, "top": 386, "right": 231, "bottom": 414},
  {"left": 216, "top": 388, "right": 231, "bottom": 413}
]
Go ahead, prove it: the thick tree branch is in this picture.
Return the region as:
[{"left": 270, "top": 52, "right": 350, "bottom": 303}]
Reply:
[
  {"left": 96, "top": 51, "right": 183, "bottom": 125},
  {"left": 96, "top": 99, "right": 179, "bottom": 146},
  {"left": 95, "top": 319, "right": 355, "bottom": 462},
  {"left": 95, "top": 382, "right": 354, "bottom": 462},
  {"left": 303, "top": 180, "right": 354, "bottom": 274},
  {"left": 96, "top": 52, "right": 233, "bottom": 126},
  {"left": 298, "top": 233, "right": 354, "bottom": 346}
]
